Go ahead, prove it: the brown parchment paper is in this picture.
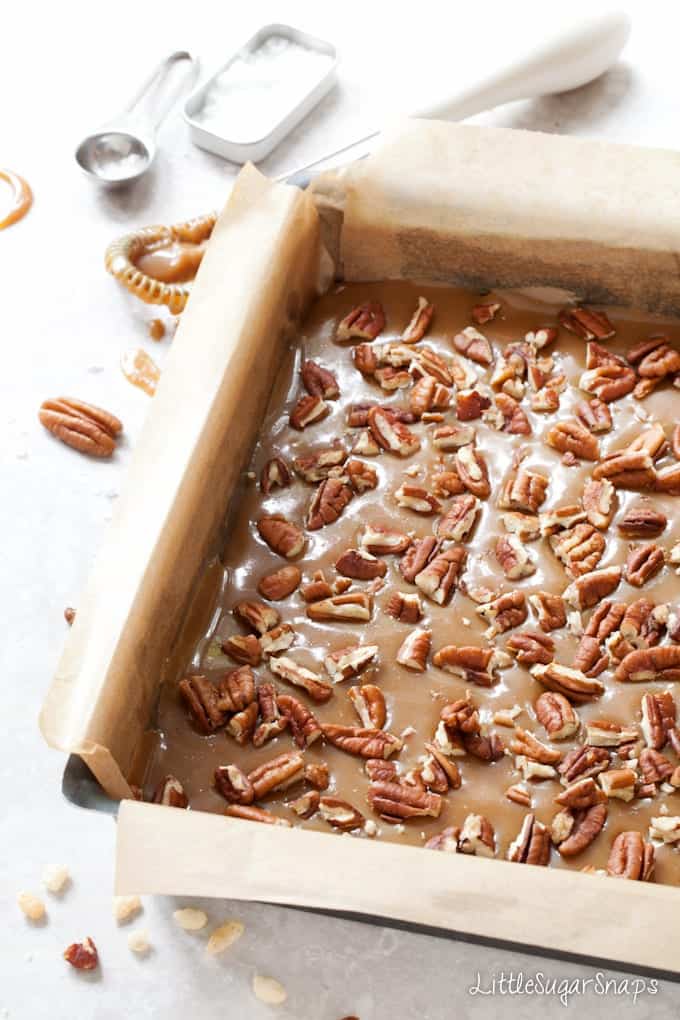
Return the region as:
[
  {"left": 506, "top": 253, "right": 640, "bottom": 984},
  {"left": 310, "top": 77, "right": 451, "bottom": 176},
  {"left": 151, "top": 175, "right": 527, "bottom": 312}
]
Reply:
[
  {"left": 42, "top": 120, "right": 680, "bottom": 971},
  {"left": 312, "top": 120, "right": 680, "bottom": 312},
  {"left": 40, "top": 165, "right": 325, "bottom": 798}
]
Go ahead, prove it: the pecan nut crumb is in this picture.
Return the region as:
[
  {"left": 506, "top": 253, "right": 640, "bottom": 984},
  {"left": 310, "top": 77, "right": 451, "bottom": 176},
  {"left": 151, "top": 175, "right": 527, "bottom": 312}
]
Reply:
[
  {"left": 63, "top": 937, "right": 99, "bottom": 970},
  {"left": 40, "top": 397, "right": 122, "bottom": 457}
]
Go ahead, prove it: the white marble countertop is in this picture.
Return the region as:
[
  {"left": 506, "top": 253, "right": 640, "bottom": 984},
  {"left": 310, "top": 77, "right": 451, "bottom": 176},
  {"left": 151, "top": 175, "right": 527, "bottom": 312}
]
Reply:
[{"left": 4, "top": 1, "right": 680, "bottom": 1017}]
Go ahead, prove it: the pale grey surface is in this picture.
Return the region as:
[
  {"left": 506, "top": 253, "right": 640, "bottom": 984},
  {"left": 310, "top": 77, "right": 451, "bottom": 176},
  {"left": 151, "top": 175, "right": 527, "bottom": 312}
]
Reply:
[{"left": 2, "top": 1, "right": 679, "bottom": 1017}]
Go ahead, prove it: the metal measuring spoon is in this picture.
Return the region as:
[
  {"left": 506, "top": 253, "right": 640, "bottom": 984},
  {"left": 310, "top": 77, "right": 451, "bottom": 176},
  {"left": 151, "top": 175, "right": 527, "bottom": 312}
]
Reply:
[{"left": 75, "top": 51, "right": 198, "bottom": 186}]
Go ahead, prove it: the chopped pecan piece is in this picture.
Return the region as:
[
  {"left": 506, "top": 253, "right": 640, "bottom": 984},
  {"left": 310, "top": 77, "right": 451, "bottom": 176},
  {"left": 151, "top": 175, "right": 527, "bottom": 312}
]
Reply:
[
  {"left": 529, "top": 592, "right": 567, "bottom": 632},
  {"left": 217, "top": 668, "right": 260, "bottom": 714},
  {"left": 461, "top": 734, "right": 505, "bottom": 764},
  {"left": 545, "top": 420, "right": 599, "bottom": 460},
  {"left": 368, "top": 780, "right": 441, "bottom": 821},
  {"left": 307, "top": 476, "right": 353, "bottom": 530},
  {"left": 409, "top": 345, "right": 454, "bottom": 385},
  {"left": 303, "top": 762, "right": 330, "bottom": 790},
  {"left": 409, "top": 375, "right": 436, "bottom": 418},
  {"left": 224, "top": 804, "right": 291, "bottom": 826},
  {"left": 301, "top": 360, "right": 339, "bottom": 399},
  {"left": 618, "top": 507, "right": 667, "bottom": 538},
  {"left": 337, "top": 301, "right": 385, "bottom": 341},
  {"left": 394, "top": 483, "right": 441, "bottom": 514},
  {"left": 559, "top": 307, "right": 614, "bottom": 340},
  {"left": 472, "top": 301, "right": 501, "bottom": 325},
  {"left": 289, "top": 790, "right": 320, "bottom": 818},
  {"left": 226, "top": 702, "right": 258, "bottom": 745},
  {"left": 639, "top": 747, "right": 674, "bottom": 784},
  {"left": 558, "top": 745, "right": 610, "bottom": 785},
  {"left": 396, "top": 628, "right": 431, "bottom": 671},
  {"left": 248, "top": 751, "right": 304, "bottom": 800},
  {"left": 257, "top": 515, "right": 305, "bottom": 558},
  {"left": 477, "top": 591, "right": 527, "bottom": 637},
  {"left": 384, "top": 590, "right": 423, "bottom": 623},
  {"left": 324, "top": 644, "right": 378, "bottom": 683},
  {"left": 510, "top": 728, "right": 561, "bottom": 765},
  {"left": 233, "top": 600, "right": 279, "bottom": 636},
  {"left": 420, "top": 743, "right": 462, "bottom": 791},
  {"left": 361, "top": 524, "right": 412, "bottom": 556},
  {"left": 585, "top": 600, "right": 626, "bottom": 641},
  {"left": 368, "top": 406, "right": 420, "bottom": 457},
  {"left": 259, "top": 622, "right": 295, "bottom": 656},
  {"left": 649, "top": 816, "right": 680, "bottom": 844},
  {"left": 435, "top": 493, "right": 479, "bottom": 541},
  {"left": 252, "top": 682, "right": 288, "bottom": 747},
  {"left": 592, "top": 449, "right": 656, "bottom": 490},
  {"left": 580, "top": 363, "right": 636, "bottom": 402},
  {"left": 452, "top": 326, "right": 493, "bottom": 365},
  {"left": 455, "top": 444, "right": 491, "bottom": 499},
  {"left": 306, "top": 592, "right": 372, "bottom": 623},
  {"left": 352, "top": 429, "right": 380, "bottom": 456},
  {"left": 638, "top": 342, "right": 680, "bottom": 377},
  {"left": 348, "top": 684, "right": 386, "bottom": 729},
  {"left": 625, "top": 543, "right": 664, "bottom": 587},
  {"left": 214, "top": 764, "right": 255, "bottom": 805},
  {"left": 269, "top": 656, "right": 333, "bottom": 703},
  {"left": 399, "top": 536, "right": 439, "bottom": 582},
  {"left": 555, "top": 777, "right": 605, "bottom": 809},
  {"left": 431, "top": 423, "right": 475, "bottom": 451},
  {"left": 627, "top": 335, "right": 667, "bottom": 364},
  {"left": 501, "top": 511, "right": 541, "bottom": 541},
  {"left": 582, "top": 478, "right": 615, "bottom": 530},
  {"left": 425, "top": 827, "right": 461, "bottom": 852},
  {"left": 374, "top": 365, "right": 411, "bottom": 390},
  {"left": 573, "top": 636, "right": 609, "bottom": 677},
  {"left": 458, "top": 814, "right": 496, "bottom": 857},
  {"left": 606, "top": 831, "right": 655, "bottom": 880},
  {"left": 585, "top": 720, "right": 638, "bottom": 747},
  {"left": 563, "top": 566, "right": 622, "bottom": 610},
  {"left": 63, "top": 937, "right": 99, "bottom": 970},
  {"left": 221, "top": 633, "right": 262, "bottom": 667},
  {"left": 495, "top": 534, "right": 535, "bottom": 580},
  {"left": 289, "top": 394, "right": 329, "bottom": 430},
  {"left": 641, "top": 691, "right": 676, "bottom": 750},
  {"left": 539, "top": 504, "right": 586, "bottom": 537},
  {"left": 299, "top": 570, "right": 333, "bottom": 603},
  {"left": 655, "top": 463, "right": 680, "bottom": 494},
  {"left": 179, "top": 674, "right": 228, "bottom": 733},
  {"left": 345, "top": 459, "right": 378, "bottom": 493},
  {"left": 576, "top": 398, "right": 612, "bottom": 433},
  {"left": 506, "top": 631, "right": 555, "bottom": 666},
  {"left": 260, "top": 456, "right": 291, "bottom": 496},
  {"left": 535, "top": 691, "right": 579, "bottom": 740},
  {"left": 498, "top": 466, "right": 549, "bottom": 514},
  {"left": 318, "top": 796, "right": 365, "bottom": 832},
  {"left": 494, "top": 393, "right": 531, "bottom": 435},
  {"left": 507, "top": 814, "right": 550, "bottom": 865},
  {"left": 153, "top": 775, "right": 189, "bottom": 808},
  {"left": 433, "top": 645, "right": 499, "bottom": 687},
  {"left": 456, "top": 387, "right": 492, "bottom": 421},
  {"left": 293, "top": 444, "right": 347, "bottom": 483},
  {"left": 430, "top": 467, "right": 466, "bottom": 498},
  {"left": 258, "top": 565, "right": 301, "bottom": 601},
  {"left": 553, "top": 803, "right": 607, "bottom": 856},
  {"left": 550, "top": 523, "right": 605, "bottom": 578},
  {"left": 414, "top": 546, "right": 466, "bottom": 604},
  {"left": 277, "top": 694, "right": 322, "bottom": 748},
  {"left": 531, "top": 662, "right": 604, "bottom": 703},
  {"left": 322, "top": 725, "right": 402, "bottom": 759},
  {"left": 335, "top": 548, "right": 386, "bottom": 580},
  {"left": 620, "top": 598, "right": 664, "bottom": 648},
  {"left": 506, "top": 784, "right": 532, "bottom": 807},
  {"left": 401, "top": 296, "right": 434, "bottom": 343}
]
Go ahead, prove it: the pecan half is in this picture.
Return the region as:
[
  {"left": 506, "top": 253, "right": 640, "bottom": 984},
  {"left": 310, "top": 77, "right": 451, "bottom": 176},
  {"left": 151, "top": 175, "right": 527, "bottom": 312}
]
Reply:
[
  {"left": 506, "top": 631, "right": 555, "bottom": 666},
  {"left": 559, "top": 307, "right": 614, "bottom": 341},
  {"left": 293, "top": 444, "right": 347, "bottom": 483},
  {"left": 384, "top": 590, "right": 423, "bottom": 623},
  {"left": 289, "top": 394, "right": 329, "bottom": 430},
  {"left": 224, "top": 804, "right": 291, "bottom": 826},
  {"left": 545, "top": 420, "right": 599, "bottom": 461},
  {"left": 414, "top": 546, "right": 466, "bottom": 604},
  {"left": 582, "top": 478, "right": 615, "bottom": 529},
  {"left": 455, "top": 444, "right": 491, "bottom": 499},
  {"left": 501, "top": 511, "right": 541, "bottom": 541},
  {"left": 625, "top": 543, "right": 664, "bottom": 587},
  {"left": 452, "top": 326, "right": 493, "bottom": 365},
  {"left": 401, "top": 296, "right": 434, "bottom": 343},
  {"left": 433, "top": 645, "right": 499, "bottom": 687},
  {"left": 214, "top": 764, "right": 255, "bottom": 805},
  {"left": 563, "top": 566, "right": 622, "bottom": 610},
  {"left": 322, "top": 725, "right": 402, "bottom": 759},
  {"left": 301, "top": 360, "right": 339, "bottom": 399},
  {"left": 233, "top": 600, "right": 279, "bottom": 636},
  {"left": 510, "top": 727, "right": 561, "bottom": 765},
  {"left": 431, "top": 423, "right": 475, "bottom": 451},
  {"left": 269, "top": 656, "right": 333, "bottom": 703},
  {"left": 618, "top": 507, "right": 667, "bottom": 537},
  {"left": 257, "top": 515, "right": 305, "bottom": 558},
  {"left": 307, "top": 476, "right": 353, "bottom": 530},
  {"left": 592, "top": 449, "right": 656, "bottom": 490},
  {"left": 361, "top": 524, "right": 412, "bottom": 556},
  {"left": 368, "top": 406, "right": 420, "bottom": 457},
  {"left": 260, "top": 456, "right": 292, "bottom": 495},
  {"left": 337, "top": 301, "right": 385, "bottom": 341},
  {"left": 535, "top": 691, "right": 579, "bottom": 740},
  {"left": 324, "top": 644, "right": 378, "bottom": 683},
  {"left": 559, "top": 745, "right": 610, "bottom": 785},
  {"left": 348, "top": 684, "right": 386, "bottom": 729},
  {"left": 498, "top": 467, "right": 549, "bottom": 513},
  {"left": 638, "top": 342, "right": 680, "bottom": 377},
  {"left": 435, "top": 493, "right": 479, "bottom": 541},
  {"left": 529, "top": 592, "right": 567, "bottom": 632},
  {"left": 180, "top": 674, "right": 229, "bottom": 733},
  {"left": 277, "top": 694, "right": 322, "bottom": 748},
  {"left": 335, "top": 548, "right": 386, "bottom": 580},
  {"left": 394, "top": 483, "right": 441, "bottom": 515},
  {"left": 39, "top": 397, "right": 122, "bottom": 457},
  {"left": 531, "top": 662, "right": 605, "bottom": 703},
  {"left": 555, "top": 777, "right": 605, "bottom": 809},
  {"left": 248, "top": 751, "right": 304, "bottom": 799},
  {"left": 576, "top": 398, "right": 612, "bottom": 433},
  {"left": 627, "top": 335, "right": 667, "bottom": 364},
  {"left": 579, "top": 363, "right": 636, "bottom": 402},
  {"left": 221, "top": 633, "right": 262, "bottom": 667},
  {"left": 641, "top": 691, "right": 676, "bottom": 750},
  {"left": 553, "top": 803, "right": 607, "bottom": 856},
  {"left": 306, "top": 592, "right": 372, "bottom": 622},
  {"left": 458, "top": 814, "right": 496, "bottom": 857},
  {"left": 639, "top": 747, "right": 674, "bottom": 784},
  {"left": 152, "top": 775, "right": 189, "bottom": 808},
  {"left": 507, "top": 814, "right": 551, "bottom": 865},
  {"left": 396, "top": 628, "right": 431, "bottom": 671},
  {"left": 258, "top": 564, "right": 301, "bottom": 601},
  {"left": 573, "top": 636, "right": 609, "bottom": 678},
  {"left": 606, "top": 831, "right": 655, "bottom": 880},
  {"left": 550, "top": 523, "right": 605, "bottom": 578},
  {"left": 477, "top": 591, "right": 527, "bottom": 637},
  {"left": 367, "top": 780, "right": 442, "bottom": 821},
  {"left": 318, "top": 796, "right": 366, "bottom": 831},
  {"left": 496, "top": 534, "right": 535, "bottom": 579}
]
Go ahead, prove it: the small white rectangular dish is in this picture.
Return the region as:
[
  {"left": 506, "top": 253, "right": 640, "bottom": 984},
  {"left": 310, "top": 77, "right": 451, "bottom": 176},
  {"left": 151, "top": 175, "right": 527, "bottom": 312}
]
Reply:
[{"left": 184, "top": 24, "right": 338, "bottom": 164}]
